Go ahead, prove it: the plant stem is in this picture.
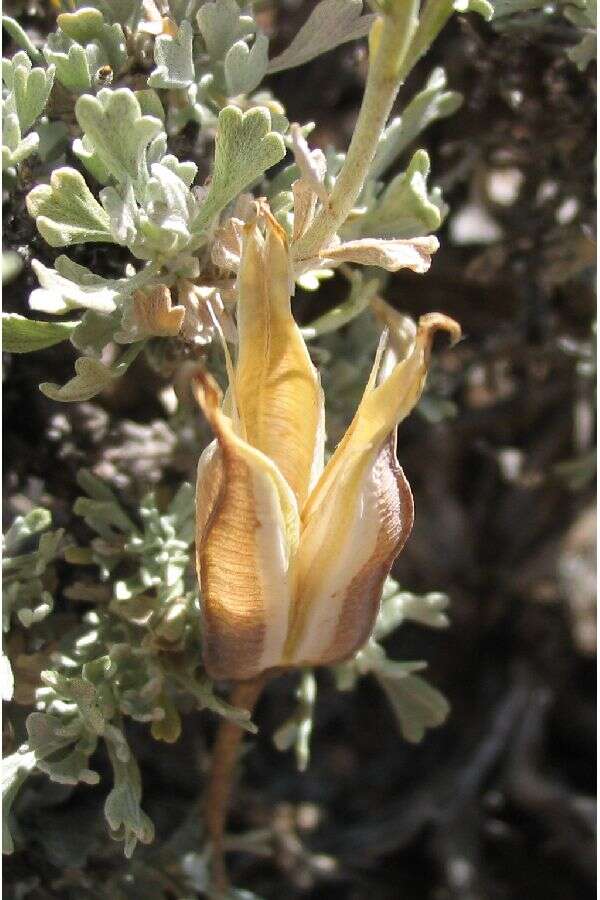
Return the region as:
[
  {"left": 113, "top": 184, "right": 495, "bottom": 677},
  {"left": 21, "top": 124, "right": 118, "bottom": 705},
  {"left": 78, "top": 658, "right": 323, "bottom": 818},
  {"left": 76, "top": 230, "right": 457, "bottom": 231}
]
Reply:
[
  {"left": 206, "top": 673, "right": 270, "bottom": 897},
  {"left": 293, "top": 0, "right": 420, "bottom": 263}
]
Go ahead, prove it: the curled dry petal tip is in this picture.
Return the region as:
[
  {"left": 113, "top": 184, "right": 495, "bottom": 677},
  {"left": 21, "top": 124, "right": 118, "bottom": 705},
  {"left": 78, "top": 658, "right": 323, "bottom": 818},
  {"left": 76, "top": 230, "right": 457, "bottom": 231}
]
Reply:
[
  {"left": 194, "top": 202, "right": 461, "bottom": 680},
  {"left": 417, "top": 312, "right": 462, "bottom": 349},
  {"left": 192, "top": 368, "right": 222, "bottom": 414}
]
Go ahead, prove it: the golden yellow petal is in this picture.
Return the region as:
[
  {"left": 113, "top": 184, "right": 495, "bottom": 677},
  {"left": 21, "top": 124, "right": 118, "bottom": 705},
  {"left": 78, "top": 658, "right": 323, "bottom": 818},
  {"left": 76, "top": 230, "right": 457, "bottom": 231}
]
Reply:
[
  {"left": 303, "top": 312, "right": 460, "bottom": 522},
  {"left": 289, "top": 312, "right": 460, "bottom": 666},
  {"left": 194, "top": 371, "right": 301, "bottom": 680},
  {"left": 234, "top": 213, "right": 324, "bottom": 505},
  {"left": 288, "top": 434, "right": 413, "bottom": 666}
]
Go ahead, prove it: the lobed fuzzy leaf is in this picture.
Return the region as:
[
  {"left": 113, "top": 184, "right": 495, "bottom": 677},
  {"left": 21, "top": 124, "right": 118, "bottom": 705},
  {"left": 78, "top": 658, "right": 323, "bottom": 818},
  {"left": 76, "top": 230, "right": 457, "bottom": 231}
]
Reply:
[
  {"left": 75, "top": 89, "right": 162, "bottom": 191},
  {"left": 377, "top": 672, "right": 450, "bottom": 743},
  {"left": 26, "top": 168, "right": 113, "bottom": 247},
  {"left": 225, "top": 33, "right": 269, "bottom": 95},
  {"left": 39, "top": 343, "right": 144, "bottom": 403},
  {"left": 197, "top": 0, "right": 255, "bottom": 60},
  {"left": 371, "top": 68, "right": 462, "bottom": 180},
  {"left": 148, "top": 19, "right": 195, "bottom": 89},
  {"left": 356, "top": 150, "right": 446, "bottom": 239},
  {"left": 268, "top": 0, "right": 374, "bottom": 73},
  {"left": 194, "top": 106, "right": 285, "bottom": 231},
  {"left": 44, "top": 7, "right": 128, "bottom": 93},
  {"left": 104, "top": 736, "right": 155, "bottom": 859}
]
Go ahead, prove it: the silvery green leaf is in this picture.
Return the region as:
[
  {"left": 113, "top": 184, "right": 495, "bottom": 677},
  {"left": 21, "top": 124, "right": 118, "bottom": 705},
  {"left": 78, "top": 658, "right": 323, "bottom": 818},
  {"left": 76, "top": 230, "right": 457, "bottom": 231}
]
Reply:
[
  {"left": 71, "top": 310, "right": 120, "bottom": 356},
  {"left": 267, "top": 0, "right": 375, "bottom": 73},
  {"left": 567, "top": 30, "right": 596, "bottom": 69},
  {"left": 148, "top": 19, "right": 195, "bottom": 89},
  {"left": 140, "top": 163, "right": 201, "bottom": 258},
  {"left": 357, "top": 150, "right": 445, "bottom": 239},
  {"left": 2, "top": 312, "right": 79, "bottom": 353},
  {"left": 224, "top": 33, "right": 269, "bottom": 95},
  {"left": 3, "top": 51, "right": 20, "bottom": 91},
  {"left": 3, "top": 508, "right": 52, "bottom": 552},
  {"left": 374, "top": 588, "right": 450, "bottom": 639},
  {"left": 46, "top": 7, "right": 128, "bottom": 91},
  {"left": 43, "top": 35, "right": 93, "bottom": 93},
  {"left": 26, "top": 167, "right": 113, "bottom": 247},
  {"left": 38, "top": 355, "right": 118, "bottom": 402},
  {"left": 100, "top": 181, "right": 139, "bottom": 245},
  {"left": 146, "top": 131, "right": 168, "bottom": 167},
  {"left": 104, "top": 734, "right": 154, "bottom": 858},
  {"left": 26, "top": 712, "right": 100, "bottom": 785},
  {"left": 72, "top": 133, "right": 112, "bottom": 185},
  {"left": 41, "top": 670, "right": 107, "bottom": 734},
  {"left": 159, "top": 153, "right": 197, "bottom": 186},
  {"left": 2, "top": 110, "right": 22, "bottom": 156},
  {"left": 40, "top": 342, "right": 144, "bottom": 403},
  {"left": 167, "top": 80, "right": 214, "bottom": 134},
  {"left": 75, "top": 89, "right": 163, "bottom": 192},
  {"left": 133, "top": 156, "right": 202, "bottom": 258},
  {"left": 2, "top": 128, "right": 38, "bottom": 169},
  {"left": 194, "top": 105, "right": 285, "bottom": 231},
  {"left": 10, "top": 56, "right": 54, "bottom": 133},
  {"left": 75, "top": 468, "right": 139, "bottom": 535},
  {"left": 371, "top": 68, "right": 462, "bottom": 180},
  {"left": 36, "top": 117, "right": 69, "bottom": 162},
  {"left": 2, "top": 15, "right": 43, "bottom": 62},
  {"left": 1, "top": 51, "right": 52, "bottom": 170},
  {"left": 29, "top": 256, "right": 137, "bottom": 315},
  {"left": 376, "top": 673, "right": 450, "bottom": 743},
  {"left": 167, "top": 481, "right": 195, "bottom": 532},
  {"left": 2, "top": 520, "right": 62, "bottom": 628},
  {"left": 135, "top": 88, "right": 165, "bottom": 122},
  {"left": 2, "top": 747, "right": 37, "bottom": 854},
  {"left": 83, "top": 0, "right": 144, "bottom": 29},
  {"left": 2, "top": 251, "right": 23, "bottom": 285},
  {"left": 189, "top": 677, "right": 258, "bottom": 733},
  {"left": 148, "top": 162, "right": 196, "bottom": 220},
  {"left": 251, "top": 90, "right": 289, "bottom": 134},
  {"left": 197, "top": 0, "right": 255, "bottom": 61},
  {"left": 564, "top": 0, "right": 596, "bottom": 69}
]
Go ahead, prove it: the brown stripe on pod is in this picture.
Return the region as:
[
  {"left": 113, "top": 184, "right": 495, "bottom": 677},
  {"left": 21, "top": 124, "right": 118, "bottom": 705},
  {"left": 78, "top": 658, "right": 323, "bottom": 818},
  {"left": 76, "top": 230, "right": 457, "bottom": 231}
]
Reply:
[
  {"left": 317, "top": 435, "right": 414, "bottom": 666},
  {"left": 198, "top": 441, "right": 268, "bottom": 680}
]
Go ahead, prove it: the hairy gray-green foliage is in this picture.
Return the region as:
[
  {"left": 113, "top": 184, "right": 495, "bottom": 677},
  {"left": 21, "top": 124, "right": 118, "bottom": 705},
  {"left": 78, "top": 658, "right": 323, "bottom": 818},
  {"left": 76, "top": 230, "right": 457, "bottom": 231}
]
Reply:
[
  {"left": 2, "top": 469, "right": 452, "bottom": 856},
  {"left": 2, "top": 472, "right": 257, "bottom": 857},
  {"left": 2, "top": 0, "right": 481, "bottom": 403},
  {"left": 2, "top": 0, "right": 494, "bottom": 871}
]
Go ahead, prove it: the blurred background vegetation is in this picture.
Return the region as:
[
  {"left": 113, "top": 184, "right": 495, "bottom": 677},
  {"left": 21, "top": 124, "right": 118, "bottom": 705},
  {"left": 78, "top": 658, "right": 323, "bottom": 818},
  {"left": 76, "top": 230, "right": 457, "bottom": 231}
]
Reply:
[{"left": 3, "top": 1, "right": 595, "bottom": 898}]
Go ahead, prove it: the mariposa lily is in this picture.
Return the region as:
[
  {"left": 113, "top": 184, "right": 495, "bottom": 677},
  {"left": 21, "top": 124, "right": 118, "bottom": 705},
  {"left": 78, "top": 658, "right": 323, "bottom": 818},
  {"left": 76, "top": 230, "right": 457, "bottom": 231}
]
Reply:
[{"left": 194, "top": 210, "right": 460, "bottom": 681}]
